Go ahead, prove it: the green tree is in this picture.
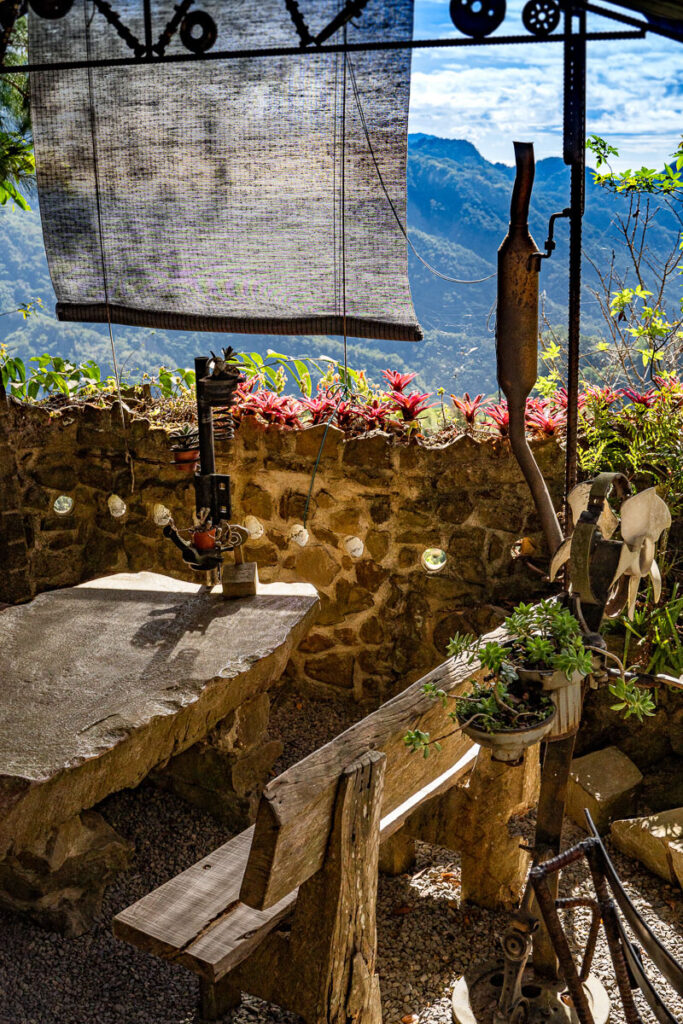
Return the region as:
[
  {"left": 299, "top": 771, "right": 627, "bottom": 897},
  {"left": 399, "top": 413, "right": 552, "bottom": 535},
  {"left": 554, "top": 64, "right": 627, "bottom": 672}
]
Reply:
[
  {"left": 583, "top": 135, "right": 683, "bottom": 386},
  {"left": 0, "top": 15, "right": 34, "bottom": 210}
]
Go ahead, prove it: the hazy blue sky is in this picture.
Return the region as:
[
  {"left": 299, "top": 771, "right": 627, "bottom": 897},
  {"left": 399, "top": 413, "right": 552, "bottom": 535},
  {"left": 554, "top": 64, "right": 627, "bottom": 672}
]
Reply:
[{"left": 409, "top": 0, "right": 682, "bottom": 169}]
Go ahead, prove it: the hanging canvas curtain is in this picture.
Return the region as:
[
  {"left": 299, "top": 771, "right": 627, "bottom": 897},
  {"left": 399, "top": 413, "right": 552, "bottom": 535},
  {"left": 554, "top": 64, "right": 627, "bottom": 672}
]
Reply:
[{"left": 28, "top": 0, "right": 422, "bottom": 341}]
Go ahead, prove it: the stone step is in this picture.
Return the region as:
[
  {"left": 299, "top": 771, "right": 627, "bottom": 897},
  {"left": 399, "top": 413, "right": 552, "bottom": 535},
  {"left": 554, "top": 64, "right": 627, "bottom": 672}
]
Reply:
[
  {"left": 567, "top": 745, "right": 642, "bottom": 834},
  {"left": 610, "top": 808, "right": 683, "bottom": 887}
]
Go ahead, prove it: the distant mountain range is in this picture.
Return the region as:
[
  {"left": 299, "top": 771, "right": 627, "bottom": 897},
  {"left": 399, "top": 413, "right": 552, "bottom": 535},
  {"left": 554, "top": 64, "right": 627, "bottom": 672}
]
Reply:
[{"left": 1, "top": 134, "right": 680, "bottom": 395}]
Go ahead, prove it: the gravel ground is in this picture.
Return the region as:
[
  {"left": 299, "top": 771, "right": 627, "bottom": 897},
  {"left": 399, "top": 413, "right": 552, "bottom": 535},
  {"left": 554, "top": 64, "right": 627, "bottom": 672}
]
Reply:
[{"left": 0, "top": 691, "right": 681, "bottom": 1024}]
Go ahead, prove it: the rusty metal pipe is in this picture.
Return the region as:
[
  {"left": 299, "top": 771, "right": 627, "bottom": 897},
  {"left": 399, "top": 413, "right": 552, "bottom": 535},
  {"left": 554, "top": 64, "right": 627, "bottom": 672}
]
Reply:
[{"left": 497, "top": 142, "right": 563, "bottom": 557}]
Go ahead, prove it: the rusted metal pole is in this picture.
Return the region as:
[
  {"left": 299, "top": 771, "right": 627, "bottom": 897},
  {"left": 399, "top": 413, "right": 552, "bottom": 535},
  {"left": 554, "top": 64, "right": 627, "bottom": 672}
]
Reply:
[
  {"left": 497, "top": 141, "right": 563, "bottom": 557},
  {"left": 563, "top": 3, "right": 587, "bottom": 499},
  {"left": 531, "top": 734, "right": 578, "bottom": 979}
]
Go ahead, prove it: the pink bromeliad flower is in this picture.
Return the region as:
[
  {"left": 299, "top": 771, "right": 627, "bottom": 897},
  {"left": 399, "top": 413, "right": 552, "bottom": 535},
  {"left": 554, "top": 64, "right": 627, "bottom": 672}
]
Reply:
[
  {"left": 583, "top": 384, "right": 622, "bottom": 406},
  {"left": 301, "top": 393, "right": 339, "bottom": 425},
  {"left": 362, "top": 396, "right": 393, "bottom": 430},
  {"left": 390, "top": 391, "right": 435, "bottom": 422},
  {"left": 248, "top": 390, "right": 303, "bottom": 428},
  {"left": 622, "top": 387, "right": 657, "bottom": 408},
  {"left": 484, "top": 402, "right": 509, "bottom": 436},
  {"left": 526, "top": 405, "right": 567, "bottom": 436},
  {"left": 381, "top": 369, "right": 418, "bottom": 393},
  {"left": 550, "top": 387, "right": 586, "bottom": 411},
  {"left": 450, "top": 392, "right": 484, "bottom": 425},
  {"left": 335, "top": 400, "right": 367, "bottom": 431}
]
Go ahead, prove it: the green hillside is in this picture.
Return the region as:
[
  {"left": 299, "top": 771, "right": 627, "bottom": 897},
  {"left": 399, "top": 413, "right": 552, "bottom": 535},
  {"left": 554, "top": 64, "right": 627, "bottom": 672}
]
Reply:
[{"left": 1, "top": 134, "right": 680, "bottom": 394}]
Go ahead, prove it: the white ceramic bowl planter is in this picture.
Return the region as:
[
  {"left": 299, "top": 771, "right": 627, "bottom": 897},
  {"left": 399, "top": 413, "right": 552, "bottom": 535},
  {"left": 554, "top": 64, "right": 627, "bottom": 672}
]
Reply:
[{"left": 460, "top": 707, "right": 557, "bottom": 763}]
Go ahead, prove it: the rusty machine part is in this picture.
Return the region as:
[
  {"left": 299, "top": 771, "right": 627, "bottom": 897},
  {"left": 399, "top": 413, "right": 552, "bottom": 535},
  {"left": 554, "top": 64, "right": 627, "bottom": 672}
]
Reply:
[
  {"left": 496, "top": 141, "right": 563, "bottom": 560},
  {"left": 550, "top": 471, "right": 672, "bottom": 632},
  {"left": 161, "top": 348, "right": 257, "bottom": 593}
]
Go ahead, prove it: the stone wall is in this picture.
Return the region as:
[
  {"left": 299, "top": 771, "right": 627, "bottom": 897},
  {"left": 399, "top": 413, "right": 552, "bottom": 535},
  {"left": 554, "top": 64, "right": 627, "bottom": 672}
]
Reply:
[{"left": 0, "top": 397, "right": 564, "bottom": 702}]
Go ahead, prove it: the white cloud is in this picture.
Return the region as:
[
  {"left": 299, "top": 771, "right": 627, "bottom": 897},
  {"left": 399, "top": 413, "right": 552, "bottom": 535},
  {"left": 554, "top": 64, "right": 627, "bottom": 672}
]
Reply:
[{"left": 409, "top": 0, "right": 683, "bottom": 168}]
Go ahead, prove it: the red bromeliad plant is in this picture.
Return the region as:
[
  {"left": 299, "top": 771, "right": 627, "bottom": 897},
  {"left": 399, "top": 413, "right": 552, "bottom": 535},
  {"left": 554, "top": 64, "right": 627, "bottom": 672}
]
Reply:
[
  {"left": 622, "top": 386, "right": 657, "bottom": 408},
  {"left": 451, "top": 392, "right": 484, "bottom": 426},
  {"left": 382, "top": 369, "right": 418, "bottom": 393},
  {"left": 583, "top": 384, "right": 622, "bottom": 406},
  {"left": 484, "top": 402, "right": 510, "bottom": 436},
  {"left": 526, "top": 404, "right": 567, "bottom": 436},
  {"left": 335, "top": 399, "right": 368, "bottom": 432},
  {"left": 301, "top": 393, "right": 339, "bottom": 425},
  {"left": 244, "top": 389, "right": 304, "bottom": 428},
  {"left": 361, "top": 395, "right": 395, "bottom": 430},
  {"left": 390, "top": 390, "right": 435, "bottom": 422},
  {"left": 548, "top": 386, "right": 587, "bottom": 412}
]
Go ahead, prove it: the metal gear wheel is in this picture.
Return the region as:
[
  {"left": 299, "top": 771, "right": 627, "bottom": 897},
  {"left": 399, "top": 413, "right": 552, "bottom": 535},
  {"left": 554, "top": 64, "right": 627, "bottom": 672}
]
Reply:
[
  {"left": 522, "top": 0, "right": 561, "bottom": 37},
  {"left": 449, "top": 0, "right": 506, "bottom": 38}
]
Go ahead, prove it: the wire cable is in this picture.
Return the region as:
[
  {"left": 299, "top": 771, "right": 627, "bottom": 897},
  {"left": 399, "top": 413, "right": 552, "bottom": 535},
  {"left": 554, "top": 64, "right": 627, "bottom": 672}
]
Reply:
[
  {"left": 345, "top": 53, "right": 496, "bottom": 286},
  {"left": 83, "top": 3, "right": 134, "bottom": 492}
]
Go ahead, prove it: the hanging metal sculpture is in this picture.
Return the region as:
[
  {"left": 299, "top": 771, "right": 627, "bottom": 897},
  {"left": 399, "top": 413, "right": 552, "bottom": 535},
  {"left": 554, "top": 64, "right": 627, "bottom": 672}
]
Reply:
[
  {"left": 550, "top": 473, "right": 672, "bottom": 627},
  {"left": 161, "top": 349, "right": 259, "bottom": 597}
]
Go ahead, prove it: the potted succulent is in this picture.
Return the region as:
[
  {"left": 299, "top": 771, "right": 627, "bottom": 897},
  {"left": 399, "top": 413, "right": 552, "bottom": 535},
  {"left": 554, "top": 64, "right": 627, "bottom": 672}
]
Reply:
[
  {"left": 169, "top": 424, "right": 200, "bottom": 472},
  {"left": 405, "top": 601, "right": 594, "bottom": 763}
]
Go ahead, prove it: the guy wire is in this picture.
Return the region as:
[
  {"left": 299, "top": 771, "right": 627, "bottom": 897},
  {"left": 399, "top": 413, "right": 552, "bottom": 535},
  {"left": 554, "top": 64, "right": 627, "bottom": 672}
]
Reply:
[{"left": 83, "top": 1, "right": 134, "bottom": 492}]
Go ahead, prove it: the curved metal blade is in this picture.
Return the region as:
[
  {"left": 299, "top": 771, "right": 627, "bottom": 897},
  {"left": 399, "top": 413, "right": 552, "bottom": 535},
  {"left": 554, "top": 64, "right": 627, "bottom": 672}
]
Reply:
[
  {"left": 549, "top": 537, "right": 572, "bottom": 582},
  {"left": 627, "top": 574, "right": 640, "bottom": 619},
  {"left": 650, "top": 559, "right": 662, "bottom": 604},
  {"left": 620, "top": 488, "right": 671, "bottom": 546}
]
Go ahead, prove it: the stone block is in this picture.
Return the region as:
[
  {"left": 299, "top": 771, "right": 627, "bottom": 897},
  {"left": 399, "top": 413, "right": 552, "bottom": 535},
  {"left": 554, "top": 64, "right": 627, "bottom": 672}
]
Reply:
[
  {"left": 295, "top": 544, "right": 340, "bottom": 589},
  {"left": 304, "top": 652, "right": 355, "bottom": 688},
  {"left": 671, "top": 841, "right": 683, "bottom": 889},
  {"left": 359, "top": 616, "right": 384, "bottom": 646},
  {"left": 355, "top": 560, "right": 389, "bottom": 592},
  {"left": 365, "top": 529, "right": 390, "bottom": 562},
  {"left": 611, "top": 809, "right": 683, "bottom": 884},
  {"left": 379, "top": 830, "right": 416, "bottom": 876},
  {"left": 294, "top": 423, "right": 343, "bottom": 461},
  {"left": 242, "top": 481, "right": 274, "bottom": 520},
  {"left": 567, "top": 746, "right": 643, "bottom": 833},
  {"left": 0, "top": 810, "right": 132, "bottom": 936}
]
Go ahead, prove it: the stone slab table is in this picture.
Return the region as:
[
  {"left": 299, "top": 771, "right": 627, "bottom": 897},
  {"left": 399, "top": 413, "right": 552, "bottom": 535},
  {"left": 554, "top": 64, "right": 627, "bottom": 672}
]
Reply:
[{"left": 0, "top": 571, "right": 319, "bottom": 933}]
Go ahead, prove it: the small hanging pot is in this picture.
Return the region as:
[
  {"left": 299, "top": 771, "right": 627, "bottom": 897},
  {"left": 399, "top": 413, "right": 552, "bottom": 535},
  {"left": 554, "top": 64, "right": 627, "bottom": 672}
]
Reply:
[{"left": 191, "top": 528, "right": 218, "bottom": 551}]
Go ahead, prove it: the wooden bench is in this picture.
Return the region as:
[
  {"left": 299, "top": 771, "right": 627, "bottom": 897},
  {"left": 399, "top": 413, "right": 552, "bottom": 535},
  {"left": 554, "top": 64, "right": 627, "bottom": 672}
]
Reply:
[{"left": 114, "top": 645, "right": 539, "bottom": 1024}]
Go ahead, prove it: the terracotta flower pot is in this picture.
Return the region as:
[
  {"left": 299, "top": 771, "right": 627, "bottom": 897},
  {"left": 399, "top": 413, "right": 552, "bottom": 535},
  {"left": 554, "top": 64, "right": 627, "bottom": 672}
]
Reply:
[
  {"left": 173, "top": 448, "right": 200, "bottom": 473},
  {"left": 192, "top": 529, "right": 217, "bottom": 551}
]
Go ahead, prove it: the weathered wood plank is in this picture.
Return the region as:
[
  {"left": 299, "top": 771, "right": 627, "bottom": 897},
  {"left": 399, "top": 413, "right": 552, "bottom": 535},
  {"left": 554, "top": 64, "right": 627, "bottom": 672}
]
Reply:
[
  {"left": 240, "top": 643, "right": 493, "bottom": 909},
  {"left": 113, "top": 824, "right": 298, "bottom": 975}
]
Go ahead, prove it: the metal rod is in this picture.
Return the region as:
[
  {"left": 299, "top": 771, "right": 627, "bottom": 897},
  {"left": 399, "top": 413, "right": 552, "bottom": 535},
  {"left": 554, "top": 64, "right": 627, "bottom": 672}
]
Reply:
[
  {"left": 532, "top": 733, "right": 578, "bottom": 979},
  {"left": 563, "top": 4, "right": 586, "bottom": 502},
  {"left": 0, "top": 28, "right": 646, "bottom": 75},
  {"left": 143, "top": 0, "right": 152, "bottom": 57},
  {"left": 531, "top": 874, "right": 596, "bottom": 1024},
  {"left": 194, "top": 356, "right": 215, "bottom": 478}
]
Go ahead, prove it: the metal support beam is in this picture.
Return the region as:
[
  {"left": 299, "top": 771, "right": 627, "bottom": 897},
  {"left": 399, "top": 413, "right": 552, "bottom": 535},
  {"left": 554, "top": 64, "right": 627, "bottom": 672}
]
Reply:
[
  {"left": 563, "top": 3, "right": 587, "bottom": 502},
  {"left": 0, "top": 27, "right": 645, "bottom": 75}
]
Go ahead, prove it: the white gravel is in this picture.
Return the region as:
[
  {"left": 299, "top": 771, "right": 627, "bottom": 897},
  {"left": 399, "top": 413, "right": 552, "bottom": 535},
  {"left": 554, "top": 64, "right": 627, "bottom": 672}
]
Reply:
[{"left": 0, "top": 691, "right": 681, "bottom": 1024}]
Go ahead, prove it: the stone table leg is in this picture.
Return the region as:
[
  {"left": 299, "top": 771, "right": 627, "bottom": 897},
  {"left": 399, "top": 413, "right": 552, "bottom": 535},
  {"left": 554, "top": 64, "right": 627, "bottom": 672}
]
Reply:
[
  {"left": 150, "top": 693, "right": 283, "bottom": 830},
  {"left": 0, "top": 810, "right": 132, "bottom": 936}
]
